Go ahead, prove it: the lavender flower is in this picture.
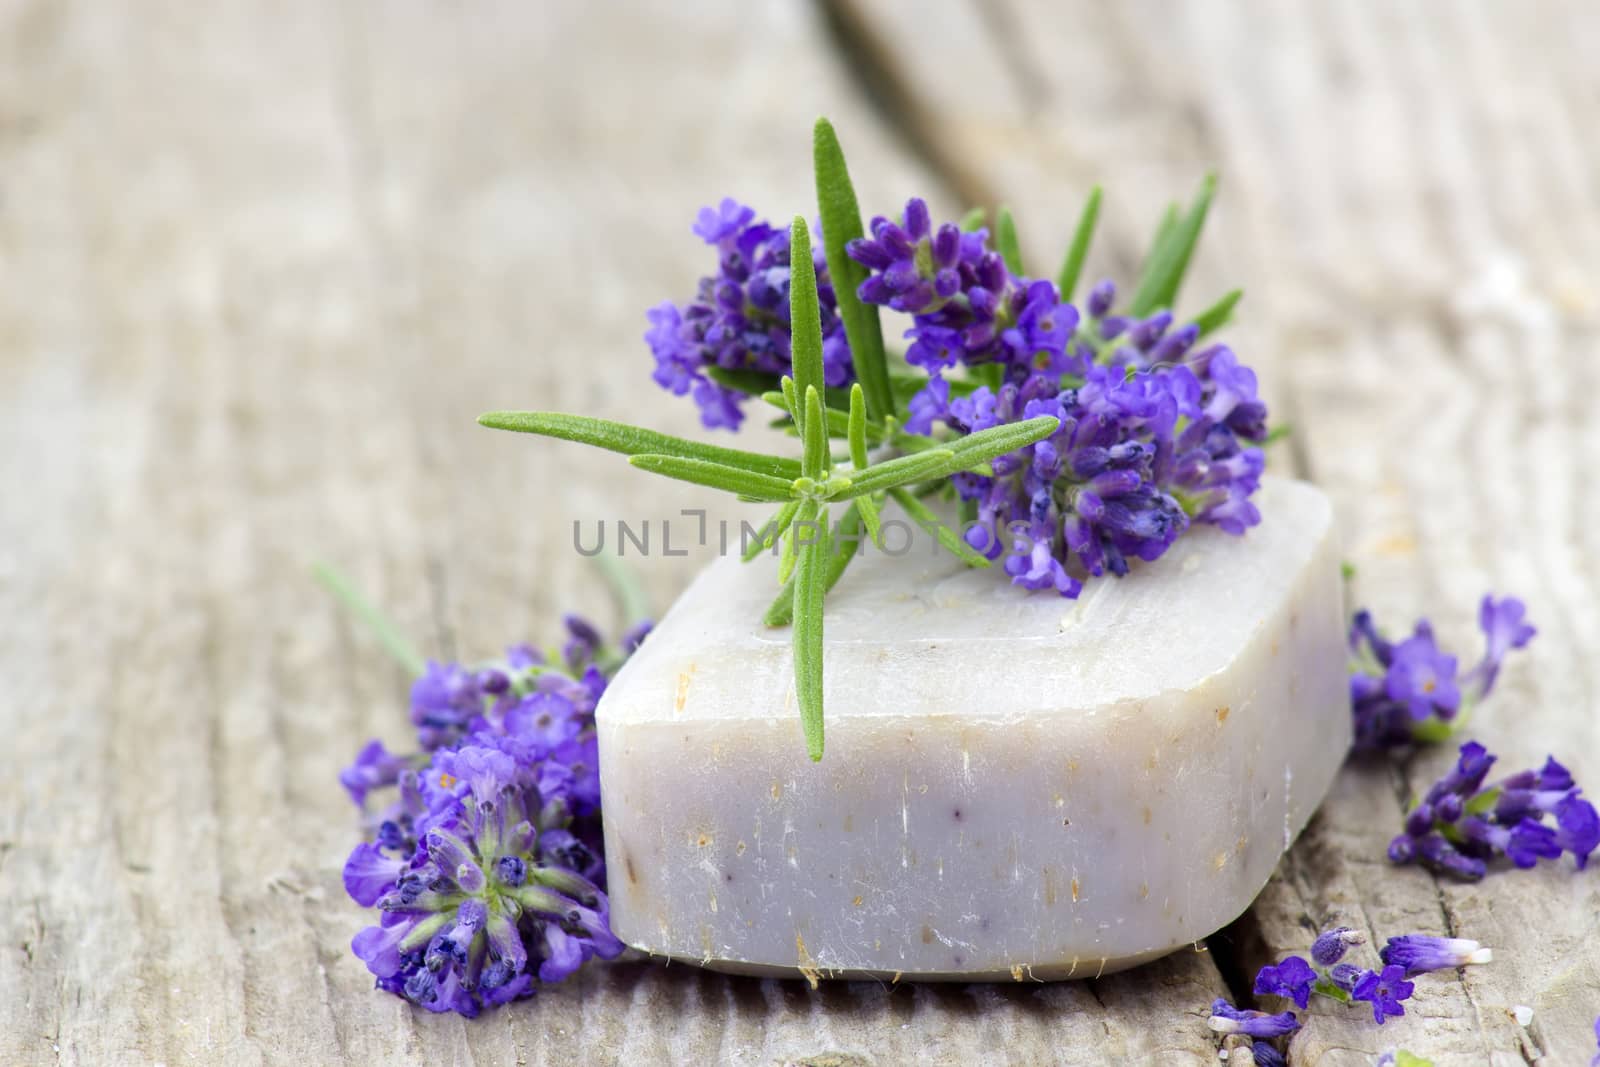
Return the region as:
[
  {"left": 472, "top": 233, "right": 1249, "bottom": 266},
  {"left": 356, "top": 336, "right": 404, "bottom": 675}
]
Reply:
[
  {"left": 1388, "top": 741, "right": 1599, "bottom": 879},
  {"left": 663, "top": 192, "right": 1268, "bottom": 603},
  {"left": 647, "top": 199, "right": 852, "bottom": 430},
  {"left": 848, "top": 198, "right": 1068, "bottom": 384},
  {"left": 1386, "top": 635, "right": 1461, "bottom": 722},
  {"left": 1251, "top": 1042, "right": 1287, "bottom": 1067},
  {"left": 1378, "top": 935, "right": 1493, "bottom": 977},
  {"left": 1206, "top": 999, "right": 1300, "bottom": 1038},
  {"left": 340, "top": 739, "right": 411, "bottom": 806},
  {"left": 1591, "top": 1014, "right": 1599, "bottom": 1067},
  {"left": 411, "top": 661, "right": 491, "bottom": 751},
  {"left": 1086, "top": 279, "right": 1116, "bottom": 318},
  {"left": 948, "top": 351, "right": 1263, "bottom": 597},
  {"left": 346, "top": 743, "right": 624, "bottom": 1014},
  {"left": 1310, "top": 926, "right": 1364, "bottom": 967},
  {"left": 1240, "top": 924, "right": 1493, "bottom": 1032},
  {"left": 1253, "top": 955, "right": 1317, "bottom": 1009},
  {"left": 341, "top": 616, "right": 647, "bottom": 1015},
  {"left": 1327, "top": 962, "right": 1364, "bottom": 993},
  {"left": 1352, "top": 965, "right": 1414, "bottom": 1024},
  {"left": 1349, "top": 595, "right": 1536, "bottom": 750}
]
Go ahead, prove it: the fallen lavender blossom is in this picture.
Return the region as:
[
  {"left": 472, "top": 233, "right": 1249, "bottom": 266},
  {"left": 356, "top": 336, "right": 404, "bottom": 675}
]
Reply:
[
  {"left": 1388, "top": 741, "right": 1599, "bottom": 880},
  {"left": 325, "top": 579, "right": 649, "bottom": 1016},
  {"left": 1348, "top": 594, "right": 1534, "bottom": 750}
]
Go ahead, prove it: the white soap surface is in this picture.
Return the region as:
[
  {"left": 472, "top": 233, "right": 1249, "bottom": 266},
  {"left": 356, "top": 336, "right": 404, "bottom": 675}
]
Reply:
[{"left": 596, "top": 476, "right": 1348, "bottom": 980}]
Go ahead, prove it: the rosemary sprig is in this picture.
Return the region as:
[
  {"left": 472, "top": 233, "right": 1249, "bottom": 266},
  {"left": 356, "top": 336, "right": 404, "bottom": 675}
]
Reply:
[
  {"left": 481, "top": 216, "right": 1058, "bottom": 760},
  {"left": 789, "top": 217, "right": 826, "bottom": 405},
  {"left": 888, "top": 487, "right": 990, "bottom": 567},
  {"left": 626, "top": 454, "right": 796, "bottom": 501},
  {"left": 762, "top": 501, "right": 864, "bottom": 628},
  {"left": 476, "top": 411, "right": 801, "bottom": 480},
  {"left": 742, "top": 499, "right": 801, "bottom": 562},
  {"left": 1129, "top": 173, "right": 1216, "bottom": 316},
  {"left": 792, "top": 499, "right": 829, "bottom": 758},
  {"left": 479, "top": 123, "right": 1249, "bottom": 763},
  {"left": 814, "top": 118, "right": 894, "bottom": 423}
]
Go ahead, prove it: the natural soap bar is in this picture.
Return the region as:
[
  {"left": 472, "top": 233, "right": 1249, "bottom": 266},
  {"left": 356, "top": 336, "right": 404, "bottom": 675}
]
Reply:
[{"left": 597, "top": 476, "right": 1347, "bottom": 979}]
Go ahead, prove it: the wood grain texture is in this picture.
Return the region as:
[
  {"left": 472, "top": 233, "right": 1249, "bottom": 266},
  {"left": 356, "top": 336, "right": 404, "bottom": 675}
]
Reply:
[
  {"left": 0, "top": 1, "right": 1247, "bottom": 1064},
  {"left": 831, "top": 0, "right": 1600, "bottom": 1064}
]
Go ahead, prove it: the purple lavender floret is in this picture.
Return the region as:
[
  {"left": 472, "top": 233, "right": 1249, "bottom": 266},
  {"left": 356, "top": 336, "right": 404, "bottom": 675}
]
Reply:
[
  {"left": 1348, "top": 595, "right": 1536, "bottom": 750},
  {"left": 1206, "top": 998, "right": 1300, "bottom": 1038},
  {"left": 1310, "top": 926, "right": 1364, "bottom": 967},
  {"left": 1477, "top": 595, "right": 1536, "bottom": 690},
  {"left": 1250, "top": 1042, "right": 1287, "bottom": 1067},
  {"left": 339, "top": 739, "right": 412, "bottom": 807},
  {"left": 647, "top": 198, "right": 853, "bottom": 430},
  {"left": 411, "top": 661, "right": 489, "bottom": 751},
  {"left": 1253, "top": 955, "right": 1317, "bottom": 1009},
  {"left": 1385, "top": 634, "right": 1461, "bottom": 722},
  {"left": 1351, "top": 964, "right": 1414, "bottom": 1024},
  {"left": 1326, "top": 961, "right": 1364, "bottom": 993},
  {"left": 620, "top": 619, "right": 653, "bottom": 655},
  {"left": 341, "top": 618, "right": 648, "bottom": 1015},
  {"left": 1388, "top": 740, "right": 1599, "bottom": 879},
  {"left": 1378, "top": 934, "right": 1493, "bottom": 977},
  {"left": 1086, "top": 279, "right": 1116, "bottom": 318},
  {"left": 1591, "top": 1014, "right": 1600, "bottom": 1067}
]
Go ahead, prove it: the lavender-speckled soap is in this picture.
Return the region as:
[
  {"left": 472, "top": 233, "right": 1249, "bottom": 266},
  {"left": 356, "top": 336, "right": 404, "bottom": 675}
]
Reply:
[{"left": 595, "top": 476, "right": 1347, "bottom": 980}]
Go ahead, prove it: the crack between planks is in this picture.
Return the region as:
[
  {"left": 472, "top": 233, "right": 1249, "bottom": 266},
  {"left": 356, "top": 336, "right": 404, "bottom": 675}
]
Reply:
[
  {"left": 813, "top": 0, "right": 1000, "bottom": 213},
  {"left": 1203, "top": 927, "right": 1260, "bottom": 1016}
]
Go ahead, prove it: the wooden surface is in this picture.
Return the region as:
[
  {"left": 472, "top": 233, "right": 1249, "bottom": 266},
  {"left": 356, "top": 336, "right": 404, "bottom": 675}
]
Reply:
[{"left": 1, "top": 1, "right": 1596, "bottom": 1064}]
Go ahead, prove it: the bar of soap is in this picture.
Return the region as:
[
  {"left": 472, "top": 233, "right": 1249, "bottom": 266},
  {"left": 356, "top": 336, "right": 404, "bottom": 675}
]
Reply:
[{"left": 596, "top": 476, "right": 1347, "bottom": 980}]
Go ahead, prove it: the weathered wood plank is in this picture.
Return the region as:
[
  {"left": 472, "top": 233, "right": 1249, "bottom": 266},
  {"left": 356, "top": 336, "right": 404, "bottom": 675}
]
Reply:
[
  {"left": 834, "top": 0, "right": 1600, "bottom": 1063},
  {"left": 0, "top": 0, "right": 1239, "bottom": 1064}
]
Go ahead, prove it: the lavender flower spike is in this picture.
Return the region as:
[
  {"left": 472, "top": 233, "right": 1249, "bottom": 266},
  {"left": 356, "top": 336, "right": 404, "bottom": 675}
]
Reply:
[
  {"left": 348, "top": 742, "right": 625, "bottom": 1015},
  {"left": 342, "top": 616, "right": 647, "bottom": 1015},
  {"left": 1379, "top": 934, "right": 1493, "bottom": 977},
  {"left": 1206, "top": 999, "right": 1300, "bottom": 1038},
  {"left": 646, "top": 200, "right": 854, "bottom": 429}
]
